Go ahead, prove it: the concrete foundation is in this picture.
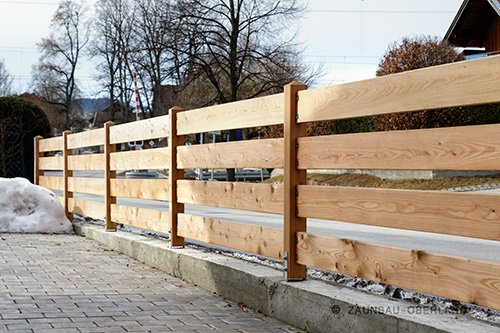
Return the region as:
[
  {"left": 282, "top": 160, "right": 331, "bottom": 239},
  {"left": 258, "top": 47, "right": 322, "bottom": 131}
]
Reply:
[{"left": 74, "top": 222, "right": 500, "bottom": 333}]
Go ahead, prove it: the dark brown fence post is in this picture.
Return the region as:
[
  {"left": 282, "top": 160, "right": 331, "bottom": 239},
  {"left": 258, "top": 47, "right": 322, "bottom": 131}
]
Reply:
[
  {"left": 169, "top": 106, "right": 185, "bottom": 247},
  {"left": 34, "top": 136, "right": 43, "bottom": 185},
  {"left": 62, "top": 130, "right": 73, "bottom": 220},
  {"left": 104, "top": 121, "right": 117, "bottom": 231},
  {"left": 283, "top": 81, "right": 308, "bottom": 280}
]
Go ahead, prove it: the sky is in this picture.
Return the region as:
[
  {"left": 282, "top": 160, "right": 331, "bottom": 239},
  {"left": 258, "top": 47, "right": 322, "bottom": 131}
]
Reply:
[{"left": 0, "top": 0, "right": 464, "bottom": 97}]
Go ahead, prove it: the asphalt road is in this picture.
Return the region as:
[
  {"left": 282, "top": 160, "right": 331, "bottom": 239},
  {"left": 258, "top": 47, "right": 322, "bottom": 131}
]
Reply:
[{"left": 44, "top": 171, "right": 500, "bottom": 263}]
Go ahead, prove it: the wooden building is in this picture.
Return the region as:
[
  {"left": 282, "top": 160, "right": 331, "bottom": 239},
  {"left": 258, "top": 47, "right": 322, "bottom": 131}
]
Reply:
[{"left": 445, "top": 0, "right": 500, "bottom": 52}]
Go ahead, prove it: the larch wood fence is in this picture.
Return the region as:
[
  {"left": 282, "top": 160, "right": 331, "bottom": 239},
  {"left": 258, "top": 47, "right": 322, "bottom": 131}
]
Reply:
[{"left": 34, "top": 54, "right": 500, "bottom": 311}]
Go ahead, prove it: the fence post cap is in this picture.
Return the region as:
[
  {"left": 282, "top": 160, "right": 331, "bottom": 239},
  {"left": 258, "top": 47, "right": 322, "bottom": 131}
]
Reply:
[{"left": 104, "top": 121, "right": 116, "bottom": 126}]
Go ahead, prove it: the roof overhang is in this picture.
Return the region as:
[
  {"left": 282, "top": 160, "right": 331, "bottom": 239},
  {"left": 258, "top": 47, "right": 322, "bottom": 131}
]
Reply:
[{"left": 444, "top": 0, "right": 500, "bottom": 48}]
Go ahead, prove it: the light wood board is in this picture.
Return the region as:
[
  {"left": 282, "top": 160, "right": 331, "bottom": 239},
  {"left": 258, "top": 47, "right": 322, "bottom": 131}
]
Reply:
[
  {"left": 68, "top": 154, "right": 105, "bottom": 171},
  {"left": 297, "top": 124, "right": 500, "bottom": 171},
  {"left": 68, "top": 198, "right": 105, "bottom": 220},
  {"left": 110, "top": 204, "right": 170, "bottom": 234},
  {"left": 297, "top": 54, "right": 500, "bottom": 123},
  {"left": 67, "top": 129, "right": 105, "bottom": 149},
  {"left": 110, "top": 116, "right": 169, "bottom": 144},
  {"left": 39, "top": 137, "right": 63, "bottom": 152},
  {"left": 177, "top": 180, "right": 283, "bottom": 214},
  {"left": 178, "top": 214, "right": 283, "bottom": 259},
  {"left": 177, "top": 139, "right": 283, "bottom": 169},
  {"left": 109, "top": 148, "right": 169, "bottom": 170},
  {"left": 297, "top": 231, "right": 500, "bottom": 311},
  {"left": 39, "top": 156, "right": 63, "bottom": 170},
  {"left": 177, "top": 93, "right": 284, "bottom": 135},
  {"left": 39, "top": 176, "right": 63, "bottom": 191},
  {"left": 297, "top": 185, "right": 500, "bottom": 241},
  {"left": 68, "top": 177, "right": 105, "bottom": 195},
  {"left": 111, "top": 178, "right": 169, "bottom": 200}
]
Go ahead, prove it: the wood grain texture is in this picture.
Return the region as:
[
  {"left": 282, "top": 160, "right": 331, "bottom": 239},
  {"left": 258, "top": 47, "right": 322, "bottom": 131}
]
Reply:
[
  {"left": 111, "top": 179, "right": 169, "bottom": 200},
  {"left": 39, "top": 136, "right": 63, "bottom": 152},
  {"left": 178, "top": 214, "right": 283, "bottom": 259},
  {"left": 297, "top": 54, "right": 500, "bottom": 123},
  {"left": 63, "top": 131, "right": 73, "bottom": 219},
  {"left": 68, "top": 177, "right": 104, "bottom": 195},
  {"left": 177, "top": 93, "right": 284, "bottom": 135},
  {"left": 297, "top": 124, "right": 500, "bottom": 171},
  {"left": 67, "top": 129, "right": 105, "bottom": 149},
  {"left": 67, "top": 154, "right": 105, "bottom": 171},
  {"left": 68, "top": 198, "right": 105, "bottom": 221},
  {"left": 177, "top": 139, "right": 283, "bottom": 169},
  {"left": 109, "top": 115, "right": 169, "bottom": 144},
  {"left": 283, "top": 82, "right": 308, "bottom": 280},
  {"left": 39, "top": 156, "right": 63, "bottom": 170},
  {"left": 296, "top": 232, "right": 500, "bottom": 311},
  {"left": 104, "top": 121, "right": 117, "bottom": 230},
  {"left": 177, "top": 180, "right": 283, "bottom": 214},
  {"left": 168, "top": 106, "right": 185, "bottom": 247},
  {"left": 34, "top": 136, "right": 44, "bottom": 185},
  {"left": 109, "top": 147, "right": 169, "bottom": 170},
  {"left": 110, "top": 204, "right": 170, "bottom": 234},
  {"left": 39, "top": 176, "right": 63, "bottom": 191},
  {"left": 297, "top": 185, "right": 500, "bottom": 241}
]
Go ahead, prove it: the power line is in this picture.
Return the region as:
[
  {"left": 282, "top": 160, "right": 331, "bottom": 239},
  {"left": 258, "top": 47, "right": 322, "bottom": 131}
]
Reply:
[
  {"left": 0, "top": 1, "right": 58, "bottom": 5},
  {"left": 309, "top": 10, "right": 455, "bottom": 14}
]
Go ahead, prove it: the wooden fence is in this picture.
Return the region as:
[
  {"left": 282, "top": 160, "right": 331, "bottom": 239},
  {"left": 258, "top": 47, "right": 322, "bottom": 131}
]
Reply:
[{"left": 34, "top": 54, "right": 500, "bottom": 311}]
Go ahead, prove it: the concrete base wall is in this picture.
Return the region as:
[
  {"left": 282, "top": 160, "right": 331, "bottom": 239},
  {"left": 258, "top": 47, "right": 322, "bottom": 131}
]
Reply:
[{"left": 74, "top": 222, "right": 500, "bottom": 333}]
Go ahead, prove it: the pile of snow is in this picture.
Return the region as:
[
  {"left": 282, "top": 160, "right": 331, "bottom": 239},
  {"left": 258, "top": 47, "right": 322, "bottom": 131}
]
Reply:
[{"left": 0, "top": 177, "right": 72, "bottom": 233}]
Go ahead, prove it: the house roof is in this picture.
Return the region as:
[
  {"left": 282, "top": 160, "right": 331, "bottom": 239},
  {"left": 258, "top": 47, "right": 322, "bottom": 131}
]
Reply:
[{"left": 445, "top": 0, "right": 500, "bottom": 48}]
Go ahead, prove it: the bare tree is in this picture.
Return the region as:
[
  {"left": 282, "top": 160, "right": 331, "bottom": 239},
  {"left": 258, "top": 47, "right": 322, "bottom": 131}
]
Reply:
[
  {"left": 173, "top": 0, "right": 313, "bottom": 180},
  {"left": 32, "top": 0, "right": 90, "bottom": 131},
  {"left": 174, "top": 0, "right": 309, "bottom": 105},
  {"left": 0, "top": 60, "right": 13, "bottom": 97},
  {"left": 92, "top": 0, "right": 136, "bottom": 123},
  {"left": 131, "top": 0, "right": 176, "bottom": 117}
]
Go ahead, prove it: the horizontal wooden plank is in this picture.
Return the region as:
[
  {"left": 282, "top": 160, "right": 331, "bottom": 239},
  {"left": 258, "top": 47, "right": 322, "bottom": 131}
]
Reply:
[
  {"left": 177, "top": 93, "right": 284, "bottom": 135},
  {"left": 297, "top": 185, "right": 500, "bottom": 241},
  {"left": 110, "top": 116, "right": 169, "bottom": 144},
  {"left": 177, "top": 139, "right": 283, "bottom": 169},
  {"left": 178, "top": 214, "right": 283, "bottom": 259},
  {"left": 177, "top": 180, "right": 283, "bottom": 214},
  {"left": 110, "top": 179, "right": 169, "bottom": 200},
  {"left": 67, "top": 128, "right": 105, "bottom": 149},
  {"left": 67, "top": 154, "right": 105, "bottom": 171},
  {"left": 110, "top": 147, "right": 169, "bottom": 170},
  {"left": 297, "top": 232, "right": 500, "bottom": 311},
  {"left": 297, "top": 54, "right": 500, "bottom": 123},
  {"left": 39, "top": 156, "right": 63, "bottom": 170},
  {"left": 39, "top": 137, "right": 63, "bottom": 152},
  {"left": 110, "top": 204, "right": 169, "bottom": 234},
  {"left": 297, "top": 124, "right": 500, "bottom": 171},
  {"left": 68, "top": 177, "right": 105, "bottom": 195},
  {"left": 57, "top": 196, "right": 64, "bottom": 206},
  {"left": 38, "top": 176, "right": 63, "bottom": 191},
  {"left": 68, "top": 198, "right": 105, "bottom": 220}
]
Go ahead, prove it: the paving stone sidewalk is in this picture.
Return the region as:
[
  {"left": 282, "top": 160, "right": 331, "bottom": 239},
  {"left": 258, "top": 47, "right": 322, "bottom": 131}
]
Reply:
[{"left": 0, "top": 233, "right": 302, "bottom": 333}]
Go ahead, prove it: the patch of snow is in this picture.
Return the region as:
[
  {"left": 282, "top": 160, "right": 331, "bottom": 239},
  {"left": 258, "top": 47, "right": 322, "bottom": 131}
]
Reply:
[{"left": 0, "top": 177, "right": 72, "bottom": 233}]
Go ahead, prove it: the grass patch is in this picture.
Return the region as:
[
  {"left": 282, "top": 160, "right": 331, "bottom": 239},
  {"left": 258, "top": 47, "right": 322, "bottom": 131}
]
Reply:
[{"left": 263, "top": 173, "right": 500, "bottom": 191}]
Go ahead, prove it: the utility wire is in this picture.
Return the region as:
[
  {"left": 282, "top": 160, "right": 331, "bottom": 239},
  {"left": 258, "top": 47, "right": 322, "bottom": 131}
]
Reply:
[{"left": 310, "top": 10, "right": 455, "bottom": 14}]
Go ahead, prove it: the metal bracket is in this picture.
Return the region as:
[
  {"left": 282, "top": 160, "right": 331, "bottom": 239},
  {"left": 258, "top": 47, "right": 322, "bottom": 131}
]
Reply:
[{"left": 283, "top": 251, "right": 289, "bottom": 279}]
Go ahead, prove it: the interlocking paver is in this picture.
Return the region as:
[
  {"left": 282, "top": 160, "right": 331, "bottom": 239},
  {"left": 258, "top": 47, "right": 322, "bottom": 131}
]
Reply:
[{"left": 0, "top": 234, "right": 303, "bottom": 332}]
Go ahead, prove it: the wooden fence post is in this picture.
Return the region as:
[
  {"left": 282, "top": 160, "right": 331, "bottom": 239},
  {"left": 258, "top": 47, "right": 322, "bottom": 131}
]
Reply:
[
  {"left": 169, "top": 106, "right": 185, "bottom": 247},
  {"left": 283, "top": 81, "right": 308, "bottom": 281},
  {"left": 62, "top": 130, "right": 73, "bottom": 220},
  {"left": 104, "top": 121, "right": 117, "bottom": 231},
  {"left": 34, "top": 136, "right": 43, "bottom": 185}
]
